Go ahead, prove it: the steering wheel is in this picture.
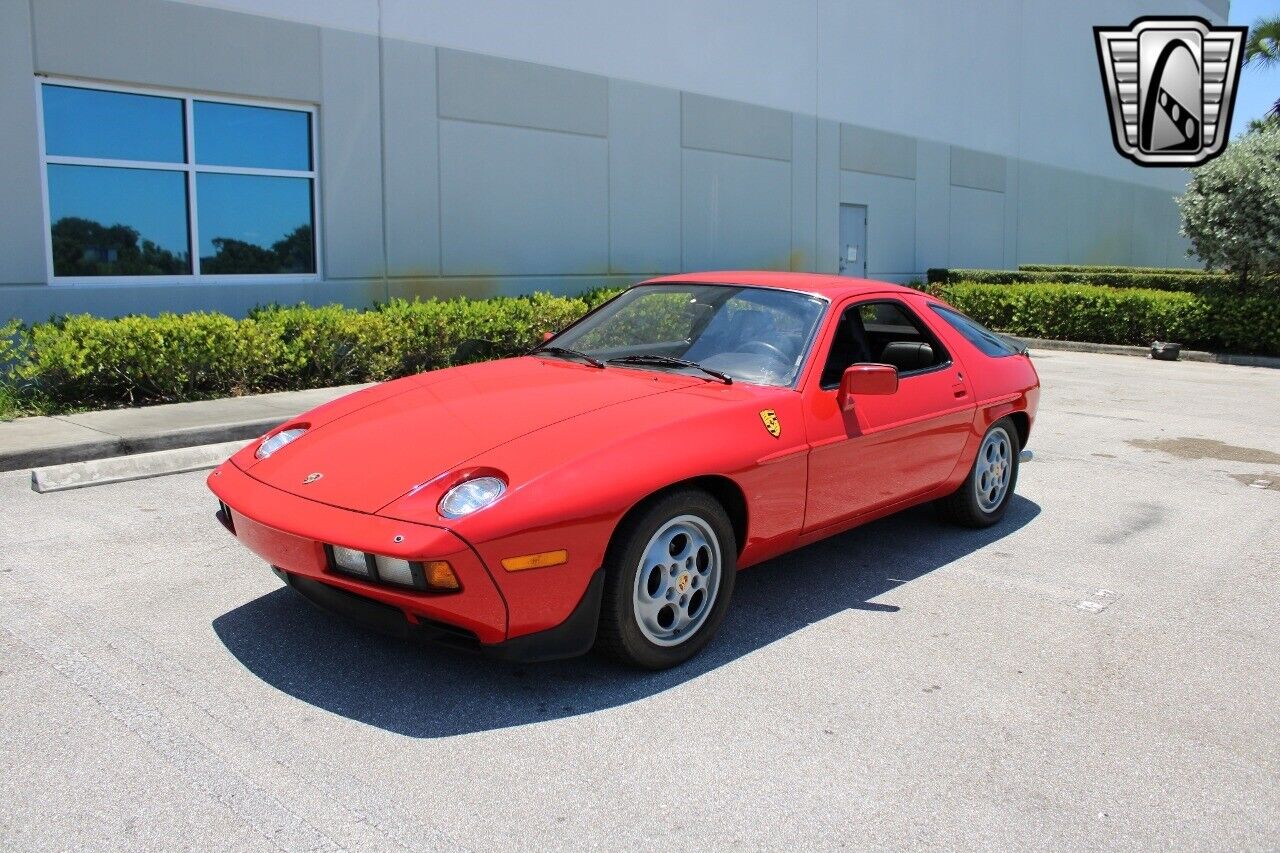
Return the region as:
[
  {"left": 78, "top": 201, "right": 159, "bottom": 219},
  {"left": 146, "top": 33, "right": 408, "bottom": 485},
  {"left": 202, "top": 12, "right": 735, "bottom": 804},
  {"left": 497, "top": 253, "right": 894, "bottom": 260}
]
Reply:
[{"left": 740, "top": 340, "right": 789, "bottom": 362}]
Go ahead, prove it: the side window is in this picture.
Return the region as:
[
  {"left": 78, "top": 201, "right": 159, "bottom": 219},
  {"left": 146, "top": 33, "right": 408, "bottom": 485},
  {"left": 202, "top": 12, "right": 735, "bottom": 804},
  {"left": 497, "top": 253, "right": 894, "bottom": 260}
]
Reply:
[
  {"left": 929, "top": 305, "right": 1021, "bottom": 357},
  {"left": 820, "top": 299, "right": 950, "bottom": 388}
]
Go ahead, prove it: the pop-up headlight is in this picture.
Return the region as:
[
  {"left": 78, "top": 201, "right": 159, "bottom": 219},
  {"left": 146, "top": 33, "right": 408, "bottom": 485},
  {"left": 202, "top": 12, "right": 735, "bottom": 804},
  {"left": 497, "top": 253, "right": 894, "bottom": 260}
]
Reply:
[
  {"left": 255, "top": 426, "right": 307, "bottom": 460},
  {"left": 438, "top": 476, "right": 506, "bottom": 519}
]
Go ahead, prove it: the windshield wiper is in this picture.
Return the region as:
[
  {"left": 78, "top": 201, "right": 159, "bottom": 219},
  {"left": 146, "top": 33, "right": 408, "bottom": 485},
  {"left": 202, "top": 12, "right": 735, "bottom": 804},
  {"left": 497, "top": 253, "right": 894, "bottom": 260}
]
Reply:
[
  {"left": 529, "top": 345, "right": 606, "bottom": 368},
  {"left": 607, "top": 354, "right": 733, "bottom": 384}
]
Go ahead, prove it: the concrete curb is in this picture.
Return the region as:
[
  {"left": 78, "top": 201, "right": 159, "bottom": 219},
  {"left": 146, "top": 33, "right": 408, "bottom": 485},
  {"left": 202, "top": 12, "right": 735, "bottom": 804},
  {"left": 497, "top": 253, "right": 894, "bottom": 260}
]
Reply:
[
  {"left": 1013, "top": 337, "right": 1280, "bottom": 369},
  {"left": 30, "top": 439, "right": 249, "bottom": 493},
  {"left": 1, "top": 416, "right": 283, "bottom": 473},
  {"left": 0, "top": 383, "right": 370, "bottom": 474}
]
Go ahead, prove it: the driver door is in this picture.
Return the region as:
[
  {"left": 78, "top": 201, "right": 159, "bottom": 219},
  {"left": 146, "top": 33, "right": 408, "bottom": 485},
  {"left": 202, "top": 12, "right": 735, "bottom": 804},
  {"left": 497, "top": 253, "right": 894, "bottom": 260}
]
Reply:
[{"left": 802, "top": 295, "right": 975, "bottom": 533}]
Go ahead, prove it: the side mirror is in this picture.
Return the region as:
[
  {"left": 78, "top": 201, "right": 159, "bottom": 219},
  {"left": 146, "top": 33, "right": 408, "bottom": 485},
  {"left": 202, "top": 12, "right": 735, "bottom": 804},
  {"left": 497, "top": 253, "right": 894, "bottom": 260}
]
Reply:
[
  {"left": 837, "top": 364, "right": 898, "bottom": 411},
  {"left": 541, "top": 331, "right": 555, "bottom": 343}
]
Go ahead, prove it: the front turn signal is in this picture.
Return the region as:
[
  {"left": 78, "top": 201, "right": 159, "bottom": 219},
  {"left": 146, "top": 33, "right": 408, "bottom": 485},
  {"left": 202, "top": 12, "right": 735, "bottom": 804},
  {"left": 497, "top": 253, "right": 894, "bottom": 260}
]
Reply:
[
  {"left": 501, "top": 550, "right": 569, "bottom": 572},
  {"left": 423, "top": 560, "right": 461, "bottom": 591}
]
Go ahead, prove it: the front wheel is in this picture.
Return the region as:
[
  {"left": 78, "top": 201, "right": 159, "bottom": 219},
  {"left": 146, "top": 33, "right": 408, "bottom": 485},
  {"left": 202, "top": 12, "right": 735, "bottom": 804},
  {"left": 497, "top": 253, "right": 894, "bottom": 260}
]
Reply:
[
  {"left": 595, "top": 490, "right": 736, "bottom": 669},
  {"left": 937, "top": 418, "right": 1021, "bottom": 528}
]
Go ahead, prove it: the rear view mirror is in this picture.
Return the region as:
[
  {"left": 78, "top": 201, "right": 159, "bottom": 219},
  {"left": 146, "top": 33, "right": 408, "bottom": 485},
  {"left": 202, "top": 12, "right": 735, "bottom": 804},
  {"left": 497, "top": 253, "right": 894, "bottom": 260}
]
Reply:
[
  {"left": 837, "top": 364, "right": 898, "bottom": 411},
  {"left": 541, "top": 331, "right": 555, "bottom": 343}
]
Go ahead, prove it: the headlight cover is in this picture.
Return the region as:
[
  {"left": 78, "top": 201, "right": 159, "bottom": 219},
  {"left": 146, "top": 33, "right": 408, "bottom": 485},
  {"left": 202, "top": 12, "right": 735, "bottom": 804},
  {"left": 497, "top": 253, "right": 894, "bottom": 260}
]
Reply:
[
  {"left": 255, "top": 426, "right": 307, "bottom": 460},
  {"left": 439, "top": 476, "right": 506, "bottom": 519}
]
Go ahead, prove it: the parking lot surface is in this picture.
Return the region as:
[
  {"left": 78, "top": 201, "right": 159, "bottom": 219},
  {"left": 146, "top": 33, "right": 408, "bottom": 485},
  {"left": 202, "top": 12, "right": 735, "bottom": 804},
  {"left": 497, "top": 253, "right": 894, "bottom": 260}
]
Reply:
[{"left": 2, "top": 349, "right": 1278, "bottom": 851}]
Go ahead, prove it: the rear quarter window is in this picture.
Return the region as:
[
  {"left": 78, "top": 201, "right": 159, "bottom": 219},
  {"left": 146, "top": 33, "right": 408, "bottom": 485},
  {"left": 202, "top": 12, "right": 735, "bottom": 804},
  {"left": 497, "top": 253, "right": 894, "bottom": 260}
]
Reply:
[{"left": 929, "top": 304, "right": 1021, "bottom": 357}]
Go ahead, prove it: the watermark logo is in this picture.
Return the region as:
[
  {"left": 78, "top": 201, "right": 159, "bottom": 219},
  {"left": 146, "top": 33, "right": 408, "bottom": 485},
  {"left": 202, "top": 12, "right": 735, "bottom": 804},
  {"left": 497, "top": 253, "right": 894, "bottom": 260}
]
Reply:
[{"left": 1094, "top": 17, "right": 1246, "bottom": 167}]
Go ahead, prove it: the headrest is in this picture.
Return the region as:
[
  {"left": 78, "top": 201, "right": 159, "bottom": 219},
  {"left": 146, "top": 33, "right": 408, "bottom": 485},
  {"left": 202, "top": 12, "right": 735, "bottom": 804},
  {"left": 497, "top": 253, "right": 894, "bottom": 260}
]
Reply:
[{"left": 880, "top": 341, "right": 933, "bottom": 371}]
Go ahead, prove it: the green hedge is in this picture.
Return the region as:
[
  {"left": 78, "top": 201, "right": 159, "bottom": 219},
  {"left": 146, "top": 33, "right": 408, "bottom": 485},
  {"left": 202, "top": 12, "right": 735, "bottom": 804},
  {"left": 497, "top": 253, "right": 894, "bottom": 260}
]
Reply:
[
  {"left": 925, "top": 267, "right": 1272, "bottom": 294},
  {"left": 1017, "top": 264, "right": 1207, "bottom": 276},
  {"left": 929, "top": 282, "right": 1280, "bottom": 355},
  {"left": 3, "top": 280, "right": 1276, "bottom": 420},
  {"left": 2, "top": 289, "right": 622, "bottom": 416}
]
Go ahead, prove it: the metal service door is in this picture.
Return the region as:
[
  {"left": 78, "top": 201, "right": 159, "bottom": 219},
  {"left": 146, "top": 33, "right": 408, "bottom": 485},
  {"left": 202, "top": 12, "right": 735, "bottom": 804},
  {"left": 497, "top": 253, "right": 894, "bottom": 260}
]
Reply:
[{"left": 838, "top": 204, "right": 867, "bottom": 277}]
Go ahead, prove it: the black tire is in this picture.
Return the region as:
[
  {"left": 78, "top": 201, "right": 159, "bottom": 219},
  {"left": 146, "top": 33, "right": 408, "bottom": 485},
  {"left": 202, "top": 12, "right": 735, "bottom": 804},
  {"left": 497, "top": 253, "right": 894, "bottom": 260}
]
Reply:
[
  {"left": 937, "top": 417, "right": 1021, "bottom": 528},
  {"left": 595, "top": 489, "right": 737, "bottom": 670}
]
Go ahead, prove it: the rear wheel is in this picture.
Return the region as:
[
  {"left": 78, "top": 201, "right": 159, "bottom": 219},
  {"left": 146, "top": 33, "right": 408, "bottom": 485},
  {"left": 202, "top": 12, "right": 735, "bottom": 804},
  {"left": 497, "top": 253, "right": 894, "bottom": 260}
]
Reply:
[
  {"left": 937, "top": 418, "right": 1020, "bottom": 528},
  {"left": 596, "top": 489, "right": 736, "bottom": 669}
]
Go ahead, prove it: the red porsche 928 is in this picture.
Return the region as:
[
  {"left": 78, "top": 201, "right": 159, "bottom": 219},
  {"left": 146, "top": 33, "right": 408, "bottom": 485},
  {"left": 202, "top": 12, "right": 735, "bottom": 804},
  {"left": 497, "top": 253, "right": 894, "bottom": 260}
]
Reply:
[{"left": 209, "top": 272, "right": 1040, "bottom": 669}]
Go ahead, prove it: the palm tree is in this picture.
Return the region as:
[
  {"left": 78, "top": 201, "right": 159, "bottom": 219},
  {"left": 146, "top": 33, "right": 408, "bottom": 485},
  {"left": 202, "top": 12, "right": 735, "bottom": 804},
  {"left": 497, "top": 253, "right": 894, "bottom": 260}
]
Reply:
[{"left": 1245, "top": 15, "right": 1280, "bottom": 124}]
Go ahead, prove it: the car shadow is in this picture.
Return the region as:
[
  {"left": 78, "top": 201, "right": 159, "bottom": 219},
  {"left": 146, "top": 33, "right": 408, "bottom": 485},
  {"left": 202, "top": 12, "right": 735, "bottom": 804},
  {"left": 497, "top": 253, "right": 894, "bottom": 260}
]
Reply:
[{"left": 212, "top": 496, "right": 1040, "bottom": 737}]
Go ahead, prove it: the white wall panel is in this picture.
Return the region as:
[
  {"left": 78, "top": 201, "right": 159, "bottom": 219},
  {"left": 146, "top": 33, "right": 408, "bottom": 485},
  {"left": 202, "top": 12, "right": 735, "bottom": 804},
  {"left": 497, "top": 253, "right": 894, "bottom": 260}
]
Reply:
[
  {"left": 382, "top": 39, "right": 440, "bottom": 277},
  {"left": 319, "top": 28, "right": 384, "bottom": 280},
  {"left": 949, "top": 187, "right": 1005, "bottom": 269},
  {"left": 791, "top": 115, "right": 818, "bottom": 271},
  {"left": 0, "top": 0, "right": 47, "bottom": 284},
  {"left": 439, "top": 121, "right": 608, "bottom": 276},
  {"left": 1017, "top": 161, "right": 1071, "bottom": 265},
  {"left": 914, "top": 141, "right": 950, "bottom": 274},
  {"left": 681, "top": 149, "right": 792, "bottom": 272},
  {"left": 608, "top": 81, "right": 682, "bottom": 274},
  {"left": 1068, "top": 176, "right": 1135, "bottom": 266}
]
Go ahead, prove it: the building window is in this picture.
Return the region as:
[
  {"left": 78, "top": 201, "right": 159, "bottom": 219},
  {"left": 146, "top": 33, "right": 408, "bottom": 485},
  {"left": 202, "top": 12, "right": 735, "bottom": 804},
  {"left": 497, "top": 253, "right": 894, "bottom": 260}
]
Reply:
[{"left": 38, "top": 80, "right": 318, "bottom": 280}]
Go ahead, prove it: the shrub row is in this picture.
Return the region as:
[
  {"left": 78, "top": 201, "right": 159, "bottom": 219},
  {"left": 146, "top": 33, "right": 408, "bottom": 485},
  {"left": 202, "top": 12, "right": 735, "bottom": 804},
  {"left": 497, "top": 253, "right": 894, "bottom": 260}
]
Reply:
[
  {"left": 1017, "top": 264, "right": 1208, "bottom": 276},
  {"left": 2, "top": 289, "right": 622, "bottom": 415},
  {"left": 925, "top": 267, "right": 1272, "bottom": 293},
  {"left": 929, "top": 282, "right": 1280, "bottom": 355},
  {"left": 3, "top": 280, "right": 1275, "bottom": 419}
]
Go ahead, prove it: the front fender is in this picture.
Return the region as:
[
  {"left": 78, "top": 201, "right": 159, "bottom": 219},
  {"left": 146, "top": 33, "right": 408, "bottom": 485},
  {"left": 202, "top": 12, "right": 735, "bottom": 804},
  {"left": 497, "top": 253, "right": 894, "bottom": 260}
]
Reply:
[{"left": 378, "top": 382, "right": 808, "bottom": 638}]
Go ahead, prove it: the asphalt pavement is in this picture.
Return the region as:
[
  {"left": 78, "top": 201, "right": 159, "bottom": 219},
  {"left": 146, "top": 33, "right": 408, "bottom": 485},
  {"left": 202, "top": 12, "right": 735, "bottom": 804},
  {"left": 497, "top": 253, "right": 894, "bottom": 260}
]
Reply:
[{"left": 1, "top": 349, "right": 1277, "bottom": 851}]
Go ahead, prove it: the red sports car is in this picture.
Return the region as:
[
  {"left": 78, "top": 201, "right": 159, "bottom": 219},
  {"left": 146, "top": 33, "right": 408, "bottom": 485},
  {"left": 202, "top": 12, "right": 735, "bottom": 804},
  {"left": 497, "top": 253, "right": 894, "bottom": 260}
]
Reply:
[{"left": 209, "top": 272, "right": 1039, "bottom": 669}]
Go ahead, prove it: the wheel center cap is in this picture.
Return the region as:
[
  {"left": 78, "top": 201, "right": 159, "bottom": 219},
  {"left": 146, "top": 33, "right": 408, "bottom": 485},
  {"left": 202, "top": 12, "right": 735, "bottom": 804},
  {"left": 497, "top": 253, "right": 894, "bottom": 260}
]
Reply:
[{"left": 676, "top": 573, "right": 691, "bottom": 593}]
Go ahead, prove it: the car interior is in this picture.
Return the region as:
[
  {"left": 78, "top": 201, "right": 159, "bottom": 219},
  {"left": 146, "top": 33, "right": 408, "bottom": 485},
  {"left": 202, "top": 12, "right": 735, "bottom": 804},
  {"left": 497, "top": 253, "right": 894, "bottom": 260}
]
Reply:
[
  {"left": 682, "top": 298, "right": 813, "bottom": 385},
  {"left": 820, "top": 300, "right": 950, "bottom": 388},
  {"left": 569, "top": 286, "right": 824, "bottom": 387}
]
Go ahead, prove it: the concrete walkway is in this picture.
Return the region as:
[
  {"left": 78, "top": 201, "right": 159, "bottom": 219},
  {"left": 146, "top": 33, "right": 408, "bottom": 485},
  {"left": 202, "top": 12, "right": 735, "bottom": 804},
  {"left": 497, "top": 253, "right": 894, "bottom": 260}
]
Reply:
[{"left": 0, "top": 384, "right": 370, "bottom": 472}]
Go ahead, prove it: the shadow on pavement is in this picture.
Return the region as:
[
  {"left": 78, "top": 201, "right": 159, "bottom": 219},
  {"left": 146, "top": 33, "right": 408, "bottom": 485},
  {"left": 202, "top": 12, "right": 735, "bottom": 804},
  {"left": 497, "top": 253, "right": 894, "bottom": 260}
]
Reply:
[{"left": 212, "top": 496, "right": 1040, "bottom": 737}]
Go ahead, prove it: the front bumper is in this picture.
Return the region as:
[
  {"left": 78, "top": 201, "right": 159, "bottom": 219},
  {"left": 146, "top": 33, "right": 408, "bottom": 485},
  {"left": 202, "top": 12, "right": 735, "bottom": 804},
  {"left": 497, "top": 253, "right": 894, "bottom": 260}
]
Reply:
[
  {"left": 208, "top": 461, "right": 507, "bottom": 645},
  {"left": 208, "top": 461, "right": 604, "bottom": 661},
  {"left": 275, "top": 564, "right": 605, "bottom": 663}
]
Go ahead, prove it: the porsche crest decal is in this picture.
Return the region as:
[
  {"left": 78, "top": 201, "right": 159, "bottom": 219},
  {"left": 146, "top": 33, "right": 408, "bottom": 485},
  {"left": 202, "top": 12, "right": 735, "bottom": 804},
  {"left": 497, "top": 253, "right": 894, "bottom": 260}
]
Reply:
[{"left": 759, "top": 409, "right": 781, "bottom": 438}]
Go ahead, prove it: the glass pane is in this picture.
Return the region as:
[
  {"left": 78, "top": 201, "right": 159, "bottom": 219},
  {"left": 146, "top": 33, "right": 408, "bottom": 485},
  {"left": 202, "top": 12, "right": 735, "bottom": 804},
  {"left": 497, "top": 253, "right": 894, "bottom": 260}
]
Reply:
[
  {"left": 42, "top": 85, "right": 185, "bottom": 163},
  {"left": 556, "top": 285, "right": 824, "bottom": 386},
  {"left": 931, "top": 305, "right": 1019, "bottom": 357},
  {"left": 196, "top": 173, "right": 314, "bottom": 274},
  {"left": 194, "top": 101, "right": 312, "bottom": 170},
  {"left": 48, "top": 165, "right": 190, "bottom": 276}
]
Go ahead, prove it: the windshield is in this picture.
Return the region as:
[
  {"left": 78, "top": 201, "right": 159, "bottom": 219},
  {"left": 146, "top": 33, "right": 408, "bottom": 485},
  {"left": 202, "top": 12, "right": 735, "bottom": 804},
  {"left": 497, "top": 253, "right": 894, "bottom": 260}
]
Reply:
[{"left": 547, "top": 284, "right": 827, "bottom": 386}]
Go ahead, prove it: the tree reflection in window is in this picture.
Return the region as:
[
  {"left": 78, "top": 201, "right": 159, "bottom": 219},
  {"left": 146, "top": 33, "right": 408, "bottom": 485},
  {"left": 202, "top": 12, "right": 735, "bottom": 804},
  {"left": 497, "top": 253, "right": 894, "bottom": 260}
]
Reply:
[
  {"left": 51, "top": 217, "right": 189, "bottom": 277},
  {"left": 50, "top": 217, "right": 314, "bottom": 277},
  {"left": 202, "top": 225, "right": 314, "bottom": 274}
]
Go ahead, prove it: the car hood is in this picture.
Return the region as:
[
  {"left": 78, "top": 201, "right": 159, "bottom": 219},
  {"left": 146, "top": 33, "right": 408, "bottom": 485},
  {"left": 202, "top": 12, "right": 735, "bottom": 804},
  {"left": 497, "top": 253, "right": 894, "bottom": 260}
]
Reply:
[{"left": 244, "top": 356, "right": 699, "bottom": 513}]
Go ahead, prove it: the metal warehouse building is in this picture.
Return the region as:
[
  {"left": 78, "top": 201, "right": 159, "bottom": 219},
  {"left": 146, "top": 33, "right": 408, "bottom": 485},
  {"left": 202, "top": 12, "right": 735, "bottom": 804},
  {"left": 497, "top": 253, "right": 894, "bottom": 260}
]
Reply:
[{"left": 0, "top": 0, "right": 1225, "bottom": 322}]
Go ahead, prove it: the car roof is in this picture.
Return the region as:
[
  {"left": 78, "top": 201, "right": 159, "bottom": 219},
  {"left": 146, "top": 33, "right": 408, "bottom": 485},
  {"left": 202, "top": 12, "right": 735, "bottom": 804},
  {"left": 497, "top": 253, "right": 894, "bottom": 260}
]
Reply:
[{"left": 641, "top": 270, "right": 923, "bottom": 301}]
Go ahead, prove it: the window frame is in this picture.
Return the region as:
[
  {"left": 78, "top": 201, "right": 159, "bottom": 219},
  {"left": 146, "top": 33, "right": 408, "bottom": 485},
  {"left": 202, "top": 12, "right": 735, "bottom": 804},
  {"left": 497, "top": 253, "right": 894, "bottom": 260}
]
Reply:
[
  {"left": 819, "top": 296, "right": 953, "bottom": 390},
  {"left": 35, "top": 76, "right": 322, "bottom": 286}
]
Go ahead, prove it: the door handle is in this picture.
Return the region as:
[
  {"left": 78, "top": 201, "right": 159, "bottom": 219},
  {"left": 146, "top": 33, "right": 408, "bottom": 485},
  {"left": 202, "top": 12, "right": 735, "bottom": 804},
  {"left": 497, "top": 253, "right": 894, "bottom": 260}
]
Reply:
[{"left": 952, "top": 382, "right": 968, "bottom": 398}]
